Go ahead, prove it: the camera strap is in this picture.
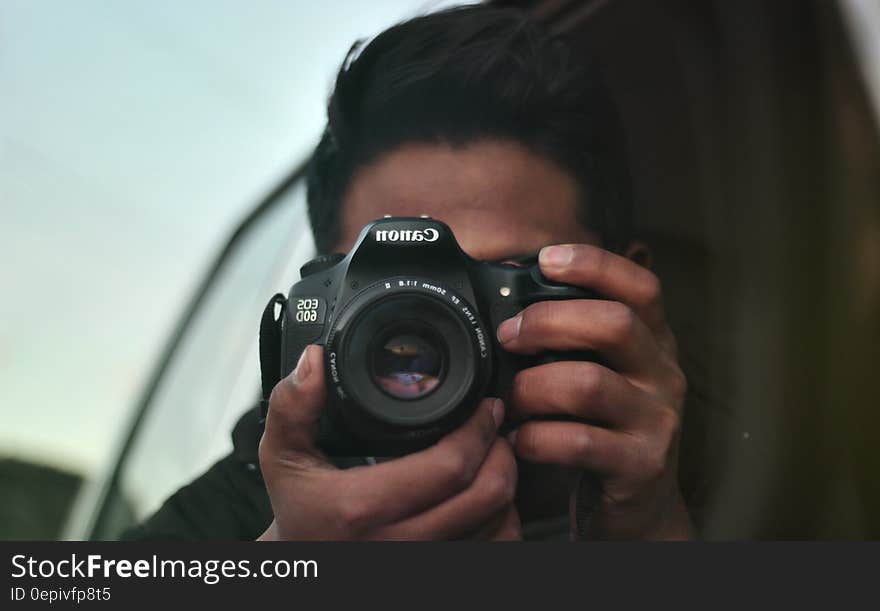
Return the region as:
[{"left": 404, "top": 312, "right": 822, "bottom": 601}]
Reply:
[
  {"left": 570, "top": 470, "right": 602, "bottom": 541},
  {"left": 257, "top": 293, "right": 287, "bottom": 427}
]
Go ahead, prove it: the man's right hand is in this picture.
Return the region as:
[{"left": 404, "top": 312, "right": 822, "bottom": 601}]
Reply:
[{"left": 257, "top": 345, "right": 520, "bottom": 540}]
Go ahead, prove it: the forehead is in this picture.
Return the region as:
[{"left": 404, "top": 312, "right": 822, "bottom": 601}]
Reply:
[{"left": 335, "top": 140, "right": 597, "bottom": 259}]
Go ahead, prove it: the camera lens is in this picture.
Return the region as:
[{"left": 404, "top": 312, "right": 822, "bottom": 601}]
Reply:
[
  {"left": 370, "top": 328, "right": 444, "bottom": 400},
  {"left": 331, "top": 287, "right": 490, "bottom": 430}
]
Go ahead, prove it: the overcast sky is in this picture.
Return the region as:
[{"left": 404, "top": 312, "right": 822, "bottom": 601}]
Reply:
[{"left": 0, "top": 0, "right": 466, "bottom": 476}]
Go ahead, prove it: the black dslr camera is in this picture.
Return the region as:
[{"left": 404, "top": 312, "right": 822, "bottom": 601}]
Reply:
[{"left": 277, "top": 217, "right": 593, "bottom": 456}]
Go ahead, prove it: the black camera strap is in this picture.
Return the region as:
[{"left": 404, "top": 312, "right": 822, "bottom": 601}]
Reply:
[
  {"left": 570, "top": 470, "right": 602, "bottom": 541},
  {"left": 257, "top": 293, "right": 287, "bottom": 426}
]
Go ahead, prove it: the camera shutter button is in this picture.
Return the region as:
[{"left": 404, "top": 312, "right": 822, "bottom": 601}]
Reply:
[{"left": 300, "top": 253, "right": 345, "bottom": 278}]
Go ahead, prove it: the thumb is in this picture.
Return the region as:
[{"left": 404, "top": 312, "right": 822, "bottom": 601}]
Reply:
[{"left": 259, "top": 344, "right": 329, "bottom": 465}]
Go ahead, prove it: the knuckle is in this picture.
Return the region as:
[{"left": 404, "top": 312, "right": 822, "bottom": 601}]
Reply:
[
  {"left": 481, "top": 445, "right": 517, "bottom": 506},
  {"left": 657, "top": 407, "right": 682, "bottom": 442},
  {"left": 576, "top": 363, "right": 605, "bottom": 401},
  {"left": 606, "top": 302, "right": 637, "bottom": 340},
  {"left": 634, "top": 438, "right": 668, "bottom": 482},
  {"left": 645, "top": 451, "right": 668, "bottom": 481},
  {"left": 498, "top": 444, "right": 518, "bottom": 489},
  {"left": 438, "top": 449, "right": 475, "bottom": 489},
  {"left": 669, "top": 367, "right": 688, "bottom": 400},
  {"left": 257, "top": 435, "right": 272, "bottom": 470},
  {"left": 639, "top": 272, "right": 663, "bottom": 307},
  {"left": 572, "top": 429, "right": 593, "bottom": 461},
  {"left": 603, "top": 484, "right": 639, "bottom": 508},
  {"left": 336, "top": 496, "right": 373, "bottom": 534},
  {"left": 481, "top": 469, "right": 515, "bottom": 507},
  {"left": 268, "top": 381, "right": 291, "bottom": 411},
  {"left": 660, "top": 328, "right": 680, "bottom": 356}
]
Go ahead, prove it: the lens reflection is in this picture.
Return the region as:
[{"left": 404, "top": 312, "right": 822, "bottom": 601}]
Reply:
[{"left": 371, "top": 332, "right": 443, "bottom": 400}]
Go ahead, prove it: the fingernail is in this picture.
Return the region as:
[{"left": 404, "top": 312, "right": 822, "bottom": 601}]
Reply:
[
  {"left": 507, "top": 429, "right": 518, "bottom": 446},
  {"left": 497, "top": 315, "right": 522, "bottom": 344},
  {"left": 490, "top": 398, "right": 505, "bottom": 428},
  {"left": 293, "top": 345, "right": 313, "bottom": 383},
  {"left": 539, "top": 245, "right": 573, "bottom": 268}
]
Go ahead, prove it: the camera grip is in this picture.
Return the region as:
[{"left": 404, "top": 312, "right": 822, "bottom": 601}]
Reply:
[{"left": 484, "top": 272, "right": 600, "bottom": 414}]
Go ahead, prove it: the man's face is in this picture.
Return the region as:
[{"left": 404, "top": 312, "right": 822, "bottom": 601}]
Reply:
[
  {"left": 329, "top": 139, "right": 608, "bottom": 516},
  {"left": 333, "top": 140, "right": 600, "bottom": 258},
  {"left": 264, "top": 139, "right": 689, "bottom": 537}
]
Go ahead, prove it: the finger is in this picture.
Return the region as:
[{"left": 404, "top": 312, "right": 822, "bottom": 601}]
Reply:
[
  {"left": 510, "top": 361, "right": 653, "bottom": 428},
  {"left": 370, "top": 439, "right": 517, "bottom": 540},
  {"left": 333, "top": 398, "right": 504, "bottom": 528},
  {"left": 259, "top": 345, "right": 329, "bottom": 464},
  {"left": 487, "top": 505, "right": 523, "bottom": 541},
  {"left": 496, "top": 299, "right": 664, "bottom": 375},
  {"left": 509, "top": 420, "right": 643, "bottom": 477},
  {"left": 539, "top": 244, "right": 666, "bottom": 332},
  {"left": 468, "top": 504, "right": 523, "bottom": 541}
]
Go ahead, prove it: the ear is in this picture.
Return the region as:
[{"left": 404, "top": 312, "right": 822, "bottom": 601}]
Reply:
[{"left": 624, "top": 240, "right": 653, "bottom": 270}]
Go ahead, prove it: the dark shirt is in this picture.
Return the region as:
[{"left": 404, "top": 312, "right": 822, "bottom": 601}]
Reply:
[{"left": 121, "top": 408, "right": 272, "bottom": 540}]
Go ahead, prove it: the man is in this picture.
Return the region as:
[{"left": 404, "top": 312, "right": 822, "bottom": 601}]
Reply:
[{"left": 125, "top": 5, "right": 694, "bottom": 541}]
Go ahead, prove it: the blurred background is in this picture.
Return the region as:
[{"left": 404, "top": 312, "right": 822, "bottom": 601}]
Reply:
[
  {"left": 1, "top": 0, "right": 878, "bottom": 540},
  {"left": 0, "top": 0, "right": 465, "bottom": 538}
]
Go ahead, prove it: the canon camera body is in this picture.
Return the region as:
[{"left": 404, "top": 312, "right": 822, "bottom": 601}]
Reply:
[{"left": 278, "top": 217, "right": 594, "bottom": 456}]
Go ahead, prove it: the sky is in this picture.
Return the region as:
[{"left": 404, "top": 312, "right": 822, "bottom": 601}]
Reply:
[{"left": 0, "top": 0, "right": 467, "bottom": 477}]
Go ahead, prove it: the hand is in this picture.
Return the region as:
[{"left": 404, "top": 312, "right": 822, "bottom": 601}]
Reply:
[
  {"left": 257, "top": 345, "right": 521, "bottom": 540},
  {"left": 498, "top": 244, "right": 693, "bottom": 540}
]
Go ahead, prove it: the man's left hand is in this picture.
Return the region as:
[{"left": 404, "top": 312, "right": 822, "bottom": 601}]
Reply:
[{"left": 498, "top": 244, "right": 693, "bottom": 540}]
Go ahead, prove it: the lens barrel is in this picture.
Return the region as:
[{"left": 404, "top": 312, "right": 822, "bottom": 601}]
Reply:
[{"left": 324, "top": 278, "right": 491, "bottom": 436}]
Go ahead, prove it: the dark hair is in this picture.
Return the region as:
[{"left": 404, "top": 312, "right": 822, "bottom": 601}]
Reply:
[{"left": 307, "top": 5, "right": 633, "bottom": 254}]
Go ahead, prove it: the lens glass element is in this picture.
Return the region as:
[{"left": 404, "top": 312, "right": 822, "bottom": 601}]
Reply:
[{"left": 370, "top": 329, "right": 444, "bottom": 400}]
